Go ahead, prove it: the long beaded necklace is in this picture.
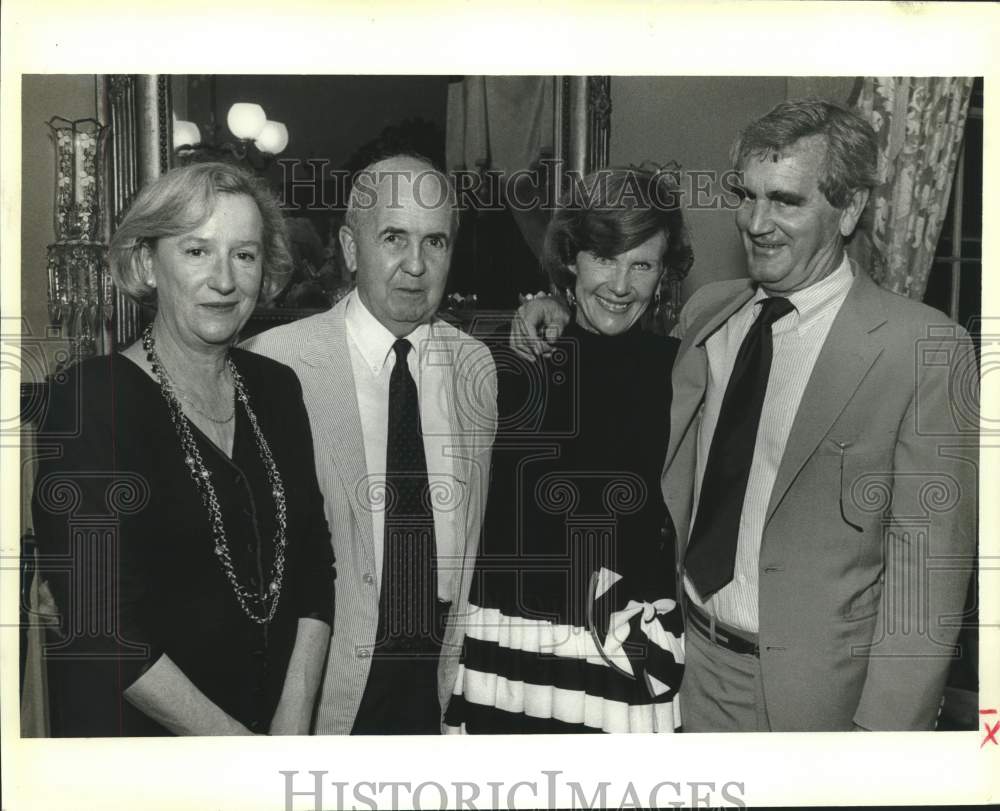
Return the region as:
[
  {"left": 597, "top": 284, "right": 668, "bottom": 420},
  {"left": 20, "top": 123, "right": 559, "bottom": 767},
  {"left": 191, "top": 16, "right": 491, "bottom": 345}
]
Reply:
[{"left": 143, "top": 325, "right": 287, "bottom": 624}]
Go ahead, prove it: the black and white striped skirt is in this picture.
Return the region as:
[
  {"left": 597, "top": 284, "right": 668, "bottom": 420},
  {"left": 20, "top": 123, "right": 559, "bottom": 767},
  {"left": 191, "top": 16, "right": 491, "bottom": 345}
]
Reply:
[{"left": 445, "top": 569, "right": 685, "bottom": 734}]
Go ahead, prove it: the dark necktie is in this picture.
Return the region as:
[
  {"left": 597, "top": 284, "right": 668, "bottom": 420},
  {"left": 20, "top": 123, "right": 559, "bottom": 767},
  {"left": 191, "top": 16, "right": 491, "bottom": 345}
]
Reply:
[
  {"left": 380, "top": 338, "right": 437, "bottom": 650},
  {"left": 684, "top": 295, "right": 795, "bottom": 601}
]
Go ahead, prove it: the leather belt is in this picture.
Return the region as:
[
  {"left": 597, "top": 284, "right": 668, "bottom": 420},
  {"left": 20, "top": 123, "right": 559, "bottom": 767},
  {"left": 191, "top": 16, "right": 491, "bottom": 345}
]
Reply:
[{"left": 686, "top": 599, "right": 759, "bottom": 656}]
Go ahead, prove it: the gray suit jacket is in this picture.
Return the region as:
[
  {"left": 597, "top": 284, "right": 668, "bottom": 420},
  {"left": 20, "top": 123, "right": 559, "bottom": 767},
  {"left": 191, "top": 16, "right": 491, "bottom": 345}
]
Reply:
[
  {"left": 243, "top": 298, "right": 497, "bottom": 733},
  {"left": 664, "top": 268, "right": 978, "bottom": 730}
]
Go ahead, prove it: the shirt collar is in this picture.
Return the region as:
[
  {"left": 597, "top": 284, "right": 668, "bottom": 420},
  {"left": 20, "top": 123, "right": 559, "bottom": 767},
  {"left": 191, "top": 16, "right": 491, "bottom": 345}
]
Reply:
[
  {"left": 345, "top": 289, "right": 432, "bottom": 374},
  {"left": 751, "top": 253, "right": 853, "bottom": 333}
]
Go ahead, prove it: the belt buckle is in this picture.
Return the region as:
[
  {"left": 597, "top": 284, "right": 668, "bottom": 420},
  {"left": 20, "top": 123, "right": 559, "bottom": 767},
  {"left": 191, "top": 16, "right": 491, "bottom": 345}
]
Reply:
[
  {"left": 708, "top": 616, "right": 739, "bottom": 651},
  {"left": 690, "top": 601, "right": 757, "bottom": 656},
  {"left": 689, "top": 602, "right": 715, "bottom": 642},
  {"left": 703, "top": 610, "right": 721, "bottom": 644}
]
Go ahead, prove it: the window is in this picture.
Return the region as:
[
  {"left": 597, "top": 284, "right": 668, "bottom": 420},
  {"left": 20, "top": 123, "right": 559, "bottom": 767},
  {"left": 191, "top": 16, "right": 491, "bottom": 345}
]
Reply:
[{"left": 924, "top": 77, "right": 983, "bottom": 343}]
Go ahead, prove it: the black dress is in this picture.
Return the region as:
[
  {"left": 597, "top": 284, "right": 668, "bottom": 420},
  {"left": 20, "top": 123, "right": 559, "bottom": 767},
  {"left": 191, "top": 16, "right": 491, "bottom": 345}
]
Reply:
[
  {"left": 444, "top": 322, "right": 684, "bottom": 733},
  {"left": 31, "top": 349, "right": 335, "bottom": 736}
]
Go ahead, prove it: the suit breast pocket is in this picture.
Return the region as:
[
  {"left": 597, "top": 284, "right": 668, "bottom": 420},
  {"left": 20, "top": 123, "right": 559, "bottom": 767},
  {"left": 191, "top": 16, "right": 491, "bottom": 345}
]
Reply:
[{"left": 825, "top": 437, "right": 893, "bottom": 538}]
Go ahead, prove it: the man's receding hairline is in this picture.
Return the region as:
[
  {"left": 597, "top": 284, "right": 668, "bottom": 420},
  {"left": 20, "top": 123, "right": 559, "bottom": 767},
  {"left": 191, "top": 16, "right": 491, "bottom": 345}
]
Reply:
[
  {"left": 367, "top": 154, "right": 441, "bottom": 175},
  {"left": 347, "top": 156, "right": 456, "bottom": 235}
]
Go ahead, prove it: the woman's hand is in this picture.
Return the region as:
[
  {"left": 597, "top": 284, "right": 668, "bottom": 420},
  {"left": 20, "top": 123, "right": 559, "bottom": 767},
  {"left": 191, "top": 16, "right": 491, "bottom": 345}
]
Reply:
[{"left": 510, "top": 295, "right": 572, "bottom": 360}]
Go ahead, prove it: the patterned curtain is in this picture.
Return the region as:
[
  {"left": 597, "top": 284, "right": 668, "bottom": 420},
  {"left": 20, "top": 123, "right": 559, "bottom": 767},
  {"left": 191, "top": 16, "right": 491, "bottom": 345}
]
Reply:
[{"left": 850, "top": 77, "right": 974, "bottom": 300}]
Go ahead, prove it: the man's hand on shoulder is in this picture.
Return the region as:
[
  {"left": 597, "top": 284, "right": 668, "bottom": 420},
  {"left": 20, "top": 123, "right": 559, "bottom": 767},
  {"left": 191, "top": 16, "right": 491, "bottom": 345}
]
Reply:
[{"left": 509, "top": 293, "right": 572, "bottom": 360}]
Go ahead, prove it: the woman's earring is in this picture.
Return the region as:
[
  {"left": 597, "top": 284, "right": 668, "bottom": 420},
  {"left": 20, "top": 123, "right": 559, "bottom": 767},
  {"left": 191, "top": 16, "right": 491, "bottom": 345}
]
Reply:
[
  {"left": 565, "top": 288, "right": 576, "bottom": 307},
  {"left": 654, "top": 287, "right": 662, "bottom": 316}
]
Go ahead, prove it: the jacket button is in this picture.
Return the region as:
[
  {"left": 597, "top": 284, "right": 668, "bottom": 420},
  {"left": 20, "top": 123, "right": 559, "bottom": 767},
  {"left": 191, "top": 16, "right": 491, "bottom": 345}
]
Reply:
[
  {"left": 357, "top": 648, "right": 371, "bottom": 659},
  {"left": 363, "top": 573, "right": 375, "bottom": 585}
]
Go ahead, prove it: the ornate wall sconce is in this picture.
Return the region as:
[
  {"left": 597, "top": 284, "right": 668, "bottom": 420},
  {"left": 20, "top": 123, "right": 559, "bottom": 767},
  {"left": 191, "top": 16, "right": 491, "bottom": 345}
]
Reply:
[{"left": 45, "top": 116, "right": 112, "bottom": 360}]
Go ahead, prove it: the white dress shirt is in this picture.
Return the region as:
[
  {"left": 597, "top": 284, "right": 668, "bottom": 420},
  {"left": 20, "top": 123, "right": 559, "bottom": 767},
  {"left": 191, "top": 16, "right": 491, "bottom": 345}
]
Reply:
[
  {"left": 685, "top": 256, "right": 854, "bottom": 632},
  {"left": 344, "top": 290, "right": 460, "bottom": 602}
]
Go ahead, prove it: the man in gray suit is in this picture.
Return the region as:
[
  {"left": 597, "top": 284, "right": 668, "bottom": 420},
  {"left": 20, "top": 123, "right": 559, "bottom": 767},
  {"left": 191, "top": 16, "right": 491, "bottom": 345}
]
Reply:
[
  {"left": 245, "top": 155, "right": 497, "bottom": 734},
  {"left": 515, "top": 100, "right": 977, "bottom": 731}
]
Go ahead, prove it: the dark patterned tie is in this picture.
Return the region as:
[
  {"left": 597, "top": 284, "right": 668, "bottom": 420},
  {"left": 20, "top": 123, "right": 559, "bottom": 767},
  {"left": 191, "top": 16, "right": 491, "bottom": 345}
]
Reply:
[
  {"left": 684, "top": 296, "right": 795, "bottom": 600},
  {"left": 379, "top": 338, "right": 437, "bottom": 651}
]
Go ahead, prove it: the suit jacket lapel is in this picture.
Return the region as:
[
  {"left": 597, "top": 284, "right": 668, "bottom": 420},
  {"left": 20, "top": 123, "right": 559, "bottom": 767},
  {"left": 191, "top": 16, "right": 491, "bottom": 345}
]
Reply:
[
  {"left": 425, "top": 324, "right": 482, "bottom": 607},
  {"left": 664, "top": 283, "right": 755, "bottom": 471},
  {"left": 431, "top": 327, "right": 474, "bottom": 491},
  {"left": 765, "top": 269, "right": 888, "bottom": 524},
  {"left": 299, "top": 301, "right": 378, "bottom": 565},
  {"left": 663, "top": 283, "right": 754, "bottom": 546}
]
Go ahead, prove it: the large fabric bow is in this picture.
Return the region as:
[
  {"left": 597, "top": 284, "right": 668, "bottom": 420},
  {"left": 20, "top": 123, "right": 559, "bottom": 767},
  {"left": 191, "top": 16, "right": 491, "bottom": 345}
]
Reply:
[{"left": 587, "top": 567, "right": 685, "bottom": 698}]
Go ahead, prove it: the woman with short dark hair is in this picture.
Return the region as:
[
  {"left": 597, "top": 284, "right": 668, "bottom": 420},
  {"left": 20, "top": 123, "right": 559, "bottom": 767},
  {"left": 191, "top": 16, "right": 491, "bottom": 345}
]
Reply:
[
  {"left": 444, "top": 168, "right": 691, "bottom": 734},
  {"left": 33, "top": 162, "right": 335, "bottom": 736}
]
